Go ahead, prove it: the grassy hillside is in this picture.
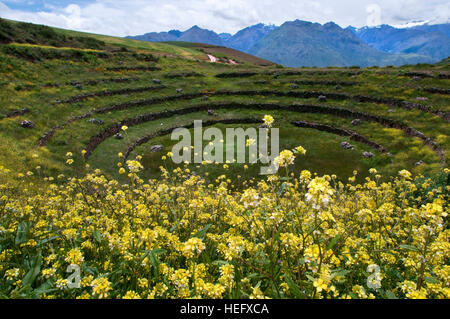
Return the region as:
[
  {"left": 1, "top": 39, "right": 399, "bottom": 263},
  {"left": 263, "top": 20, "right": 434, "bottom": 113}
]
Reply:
[
  {"left": 164, "top": 41, "right": 275, "bottom": 66},
  {"left": 0, "top": 19, "right": 447, "bottom": 182},
  {"left": 0, "top": 19, "right": 448, "bottom": 299}
]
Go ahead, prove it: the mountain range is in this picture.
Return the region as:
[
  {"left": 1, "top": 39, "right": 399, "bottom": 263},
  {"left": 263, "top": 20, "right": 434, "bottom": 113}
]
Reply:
[
  {"left": 127, "top": 20, "right": 450, "bottom": 67},
  {"left": 349, "top": 24, "right": 450, "bottom": 61}
]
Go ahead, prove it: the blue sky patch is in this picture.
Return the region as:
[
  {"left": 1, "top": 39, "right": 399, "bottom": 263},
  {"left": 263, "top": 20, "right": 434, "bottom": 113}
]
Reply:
[{"left": 2, "top": 0, "right": 93, "bottom": 12}]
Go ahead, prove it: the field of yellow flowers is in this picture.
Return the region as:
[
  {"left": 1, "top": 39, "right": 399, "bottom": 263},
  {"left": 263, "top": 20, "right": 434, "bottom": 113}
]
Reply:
[{"left": 0, "top": 148, "right": 448, "bottom": 299}]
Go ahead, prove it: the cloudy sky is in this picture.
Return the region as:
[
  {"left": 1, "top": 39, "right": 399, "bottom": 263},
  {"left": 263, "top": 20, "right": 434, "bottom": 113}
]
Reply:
[{"left": 0, "top": 0, "right": 449, "bottom": 36}]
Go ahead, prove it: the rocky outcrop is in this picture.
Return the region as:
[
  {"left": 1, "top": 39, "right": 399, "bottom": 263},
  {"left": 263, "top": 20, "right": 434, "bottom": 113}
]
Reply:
[
  {"left": 149, "top": 145, "right": 164, "bottom": 152},
  {"left": 88, "top": 118, "right": 104, "bottom": 125},
  {"left": 402, "top": 71, "right": 450, "bottom": 79},
  {"left": 1, "top": 108, "right": 30, "bottom": 119},
  {"left": 57, "top": 85, "right": 165, "bottom": 104},
  {"left": 39, "top": 90, "right": 446, "bottom": 165},
  {"left": 318, "top": 95, "right": 327, "bottom": 102},
  {"left": 164, "top": 72, "right": 203, "bottom": 79},
  {"left": 215, "top": 71, "right": 258, "bottom": 78},
  {"left": 84, "top": 89, "right": 449, "bottom": 122},
  {"left": 82, "top": 101, "right": 446, "bottom": 164},
  {"left": 362, "top": 151, "right": 375, "bottom": 158},
  {"left": 424, "top": 87, "right": 450, "bottom": 95},
  {"left": 351, "top": 119, "right": 362, "bottom": 126},
  {"left": 291, "top": 120, "right": 386, "bottom": 153},
  {"left": 341, "top": 141, "right": 354, "bottom": 150},
  {"left": 20, "top": 120, "right": 34, "bottom": 128},
  {"left": 114, "top": 133, "right": 124, "bottom": 140},
  {"left": 215, "top": 69, "right": 361, "bottom": 78},
  {"left": 288, "top": 80, "right": 357, "bottom": 87},
  {"left": 402, "top": 71, "right": 434, "bottom": 79},
  {"left": 38, "top": 113, "right": 92, "bottom": 146},
  {"left": 105, "top": 66, "right": 161, "bottom": 72}
]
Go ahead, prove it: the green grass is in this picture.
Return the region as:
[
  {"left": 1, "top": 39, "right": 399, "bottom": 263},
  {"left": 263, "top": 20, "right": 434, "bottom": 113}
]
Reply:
[{"left": 0, "top": 18, "right": 448, "bottom": 185}]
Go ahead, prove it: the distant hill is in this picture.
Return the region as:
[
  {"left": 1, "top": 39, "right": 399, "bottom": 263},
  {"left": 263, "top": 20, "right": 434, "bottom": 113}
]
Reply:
[
  {"left": 165, "top": 41, "right": 275, "bottom": 66},
  {"left": 351, "top": 24, "right": 450, "bottom": 61},
  {"left": 128, "top": 23, "right": 275, "bottom": 53},
  {"left": 225, "top": 23, "right": 276, "bottom": 52},
  {"left": 129, "top": 30, "right": 180, "bottom": 42},
  {"left": 177, "top": 26, "right": 224, "bottom": 46},
  {"left": 412, "top": 23, "right": 450, "bottom": 38},
  {"left": 218, "top": 33, "right": 232, "bottom": 41},
  {"left": 128, "top": 20, "right": 449, "bottom": 67},
  {"left": 128, "top": 26, "right": 225, "bottom": 46},
  {"left": 247, "top": 20, "right": 431, "bottom": 67}
]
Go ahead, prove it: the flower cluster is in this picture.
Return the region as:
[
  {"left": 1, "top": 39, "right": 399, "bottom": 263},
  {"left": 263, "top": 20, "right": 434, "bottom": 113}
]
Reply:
[
  {"left": 274, "top": 146, "right": 307, "bottom": 169},
  {"left": 181, "top": 238, "right": 206, "bottom": 259},
  {"left": 0, "top": 152, "right": 448, "bottom": 299},
  {"left": 274, "top": 150, "right": 295, "bottom": 168},
  {"left": 263, "top": 115, "right": 274, "bottom": 128}
]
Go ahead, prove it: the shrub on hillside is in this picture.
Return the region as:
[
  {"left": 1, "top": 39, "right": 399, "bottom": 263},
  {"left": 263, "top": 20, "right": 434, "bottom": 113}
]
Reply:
[
  {"left": 0, "top": 45, "right": 111, "bottom": 62},
  {"left": 0, "top": 18, "right": 105, "bottom": 49}
]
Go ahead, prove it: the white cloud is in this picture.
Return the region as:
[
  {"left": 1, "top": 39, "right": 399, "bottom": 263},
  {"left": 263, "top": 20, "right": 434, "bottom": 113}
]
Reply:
[{"left": 0, "top": 0, "right": 448, "bottom": 36}]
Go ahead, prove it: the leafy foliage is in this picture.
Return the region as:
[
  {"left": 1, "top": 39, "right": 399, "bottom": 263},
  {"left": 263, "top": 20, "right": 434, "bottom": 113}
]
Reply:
[{"left": 0, "top": 161, "right": 448, "bottom": 299}]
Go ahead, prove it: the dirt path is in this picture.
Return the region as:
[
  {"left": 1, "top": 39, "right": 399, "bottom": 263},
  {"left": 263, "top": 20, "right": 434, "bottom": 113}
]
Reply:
[{"left": 207, "top": 54, "right": 218, "bottom": 63}]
